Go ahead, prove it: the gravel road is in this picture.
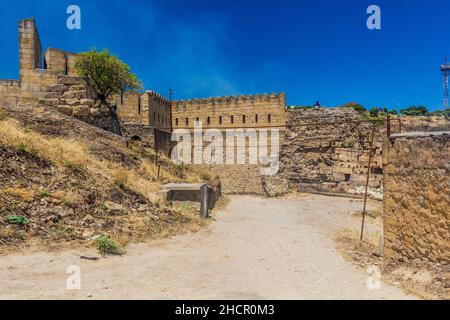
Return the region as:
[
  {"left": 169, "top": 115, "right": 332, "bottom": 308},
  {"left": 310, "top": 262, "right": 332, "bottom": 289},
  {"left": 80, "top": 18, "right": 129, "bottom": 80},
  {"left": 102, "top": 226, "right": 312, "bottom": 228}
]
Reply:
[{"left": 0, "top": 194, "right": 415, "bottom": 299}]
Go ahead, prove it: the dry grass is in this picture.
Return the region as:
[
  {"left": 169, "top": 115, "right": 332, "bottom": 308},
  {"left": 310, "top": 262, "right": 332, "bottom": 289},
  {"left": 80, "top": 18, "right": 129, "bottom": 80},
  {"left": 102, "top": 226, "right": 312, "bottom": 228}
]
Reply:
[
  {"left": 1, "top": 187, "right": 35, "bottom": 202},
  {"left": 0, "top": 119, "right": 209, "bottom": 202},
  {"left": 335, "top": 228, "right": 384, "bottom": 269},
  {"left": 335, "top": 224, "right": 450, "bottom": 300},
  {"left": 0, "top": 119, "right": 89, "bottom": 170}
]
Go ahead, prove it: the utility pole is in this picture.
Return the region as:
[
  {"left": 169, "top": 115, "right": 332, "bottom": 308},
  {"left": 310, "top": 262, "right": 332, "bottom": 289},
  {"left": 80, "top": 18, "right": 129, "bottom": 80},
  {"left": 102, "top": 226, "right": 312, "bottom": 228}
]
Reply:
[
  {"left": 168, "top": 88, "right": 174, "bottom": 132},
  {"left": 440, "top": 55, "right": 450, "bottom": 108}
]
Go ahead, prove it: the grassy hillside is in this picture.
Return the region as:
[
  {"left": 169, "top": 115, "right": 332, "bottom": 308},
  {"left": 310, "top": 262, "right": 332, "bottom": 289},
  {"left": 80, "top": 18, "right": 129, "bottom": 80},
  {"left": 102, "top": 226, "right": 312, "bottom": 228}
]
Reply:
[{"left": 0, "top": 104, "right": 214, "bottom": 254}]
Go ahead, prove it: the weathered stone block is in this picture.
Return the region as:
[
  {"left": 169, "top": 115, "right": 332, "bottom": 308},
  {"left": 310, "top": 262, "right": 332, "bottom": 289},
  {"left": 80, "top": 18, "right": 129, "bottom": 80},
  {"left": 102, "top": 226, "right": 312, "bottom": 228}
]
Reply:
[
  {"left": 46, "top": 84, "right": 66, "bottom": 92},
  {"left": 56, "top": 105, "right": 73, "bottom": 116},
  {"left": 44, "top": 92, "right": 62, "bottom": 99},
  {"left": 58, "top": 76, "right": 82, "bottom": 85},
  {"left": 80, "top": 98, "right": 94, "bottom": 106},
  {"left": 72, "top": 105, "right": 90, "bottom": 117},
  {"left": 69, "top": 84, "right": 86, "bottom": 91},
  {"left": 65, "top": 98, "right": 80, "bottom": 106},
  {"left": 43, "top": 98, "right": 59, "bottom": 106}
]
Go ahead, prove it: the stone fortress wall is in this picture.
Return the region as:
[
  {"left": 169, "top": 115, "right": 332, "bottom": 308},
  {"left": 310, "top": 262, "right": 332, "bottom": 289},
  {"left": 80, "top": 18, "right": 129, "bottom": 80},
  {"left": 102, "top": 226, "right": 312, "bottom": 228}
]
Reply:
[
  {"left": 169, "top": 93, "right": 286, "bottom": 194},
  {"left": 383, "top": 132, "right": 450, "bottom": 264}
]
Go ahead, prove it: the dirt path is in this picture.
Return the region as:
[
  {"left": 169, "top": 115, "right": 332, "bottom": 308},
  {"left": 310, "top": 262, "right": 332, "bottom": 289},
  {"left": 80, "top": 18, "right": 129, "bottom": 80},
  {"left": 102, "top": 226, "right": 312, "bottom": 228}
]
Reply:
[{"left": 0, "top": 194, "right": 415, "bottom": 300}]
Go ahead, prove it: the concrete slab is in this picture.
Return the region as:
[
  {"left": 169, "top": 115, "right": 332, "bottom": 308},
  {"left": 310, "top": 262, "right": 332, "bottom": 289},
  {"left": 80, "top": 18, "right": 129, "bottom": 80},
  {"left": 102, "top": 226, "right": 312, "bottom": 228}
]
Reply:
[{"left": 161, "top": 183, "right": 206, "bottom": 191}]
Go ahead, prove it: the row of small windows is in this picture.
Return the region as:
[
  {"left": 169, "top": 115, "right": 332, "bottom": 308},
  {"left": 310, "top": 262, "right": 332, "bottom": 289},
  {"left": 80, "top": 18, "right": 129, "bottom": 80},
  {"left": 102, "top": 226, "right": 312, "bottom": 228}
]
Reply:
[
  {"left": 175, "top": 114, "right": 272, "bottom": 126},
  {"left": 152, "top": 113, "right": 170, "bottom": 127}
]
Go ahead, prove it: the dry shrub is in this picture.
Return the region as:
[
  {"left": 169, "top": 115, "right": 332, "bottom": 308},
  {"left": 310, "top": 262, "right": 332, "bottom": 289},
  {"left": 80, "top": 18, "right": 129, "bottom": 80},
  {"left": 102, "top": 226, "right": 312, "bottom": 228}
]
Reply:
[
  {"left": 0, "top": 106, "right": 6, "bottom": 121},
  {"left": 50, "top": 138, "right": 89, "bottom": 169},
  {"left": 2, "top": 188, "right": 35, "bottom": 202}
]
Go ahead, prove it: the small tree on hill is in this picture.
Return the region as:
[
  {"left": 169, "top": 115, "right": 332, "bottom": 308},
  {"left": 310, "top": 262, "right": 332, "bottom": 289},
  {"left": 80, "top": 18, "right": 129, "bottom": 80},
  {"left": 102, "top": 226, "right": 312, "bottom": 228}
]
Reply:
[
  {"left": 342, "top": 102, "right": 367, "bottom": 114},
  {"left": 400, "top": 105, "right": 429, "bottom": 116},
  {"left": 75, "top": 49, "right": 142, "bottom": 105},
  {"left": 369, "top": 107, "right": 380, "bottom": 117}
]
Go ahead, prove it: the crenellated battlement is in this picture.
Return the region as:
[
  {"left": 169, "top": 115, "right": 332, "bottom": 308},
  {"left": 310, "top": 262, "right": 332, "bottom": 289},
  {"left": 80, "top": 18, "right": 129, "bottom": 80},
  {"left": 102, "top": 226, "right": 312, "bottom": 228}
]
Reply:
[
  {"left": 171, "top": 92, "right": 286, "bottom": 129},
  {"left": 173, "top": 92, "right": 286, "bottom": 109},
  {"left": 146, "top": 90, "right": 171, "bottom": 105}
]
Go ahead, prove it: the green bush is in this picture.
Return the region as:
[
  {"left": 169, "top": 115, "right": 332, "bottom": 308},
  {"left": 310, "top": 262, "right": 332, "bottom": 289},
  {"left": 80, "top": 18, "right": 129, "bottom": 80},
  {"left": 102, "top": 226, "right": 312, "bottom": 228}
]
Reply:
[
  {"left": 173, "top": 163, "right": 185, "bottom": 177},
  {"left": 17, "top": 143, "right": 27, "bottom": 152},
  {"left": 5, "top": 215, "right": 29, "bottom": 225},
  {"left": 95, "top": 236, "right": 124, "bottom": 256},
  {"left": 400, "top": 105, "right": 429, "bottom": 116},
  {"left": 63, "top": 197, "right": 72, "bottom": 206},
  {"left": 369, "top": 107, "right": 380, "bottom": 117},
  {"left": 342, "top": 103, "right": 367, "bottom": 114},
  {"left": 56, "top": 226, "right": 72, "bottom": 237},
  {"left": 39, "top": 189, "right": 50, "bottom": 198}
]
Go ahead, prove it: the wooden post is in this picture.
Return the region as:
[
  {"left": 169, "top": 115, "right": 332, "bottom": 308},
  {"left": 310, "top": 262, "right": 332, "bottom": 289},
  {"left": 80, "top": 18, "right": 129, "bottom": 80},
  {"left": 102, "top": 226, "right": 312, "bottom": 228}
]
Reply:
[{"left": 200, "top": 184, "right": 209, "bottom": 219}]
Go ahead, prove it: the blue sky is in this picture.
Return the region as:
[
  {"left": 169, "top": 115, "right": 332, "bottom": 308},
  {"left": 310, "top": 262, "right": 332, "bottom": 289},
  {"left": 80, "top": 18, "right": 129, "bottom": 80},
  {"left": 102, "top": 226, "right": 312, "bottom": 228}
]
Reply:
[{"left": 0, "top": 0, "right": 449, "bottom": 110}]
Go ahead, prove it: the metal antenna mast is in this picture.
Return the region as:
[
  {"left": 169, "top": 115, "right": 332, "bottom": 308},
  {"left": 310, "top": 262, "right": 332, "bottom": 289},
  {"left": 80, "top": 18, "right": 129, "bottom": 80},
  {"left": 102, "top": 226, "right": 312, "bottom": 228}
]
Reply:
[{"left": 440, "top": 55, "right": 450, "bottom": 108}]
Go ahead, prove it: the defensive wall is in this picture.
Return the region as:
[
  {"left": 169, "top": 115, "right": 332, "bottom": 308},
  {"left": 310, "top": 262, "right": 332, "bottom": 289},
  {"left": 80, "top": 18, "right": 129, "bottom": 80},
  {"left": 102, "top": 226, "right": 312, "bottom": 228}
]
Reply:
[{"left": 383, "top": 131, "right": 450, "bottom": 264}]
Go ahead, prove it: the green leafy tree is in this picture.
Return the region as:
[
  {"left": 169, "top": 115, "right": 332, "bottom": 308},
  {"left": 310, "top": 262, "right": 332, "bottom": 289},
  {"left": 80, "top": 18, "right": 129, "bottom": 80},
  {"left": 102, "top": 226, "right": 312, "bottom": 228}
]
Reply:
[
  {"left": 431, "top": 109, "right": 450, "bottom": 117},
  {"left": 400, "top": 105, "right": 429, "bottom": 116},
  {"left": 388, "top": 109, "right": 398, "bottom": 115},
  {"left": 369, "top": 107, "right": 380, "bottom": 117},
  {"left": 75, "top": 49, "right": 142, "bottom": 105}
]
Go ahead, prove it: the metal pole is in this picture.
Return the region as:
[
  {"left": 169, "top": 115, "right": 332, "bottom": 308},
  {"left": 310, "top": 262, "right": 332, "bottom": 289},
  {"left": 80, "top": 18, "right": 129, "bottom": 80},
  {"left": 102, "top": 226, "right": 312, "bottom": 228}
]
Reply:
[
  {"left": 157, "top": 162, "right": 161, "bottom": 180},
  {"left": 386, "top": 113, "right": 391, "bottom": 138},
  {"left": 360, "top": 125, "right": 375, "bottom": 241},
  {"left": 155, "top": 129, "right": 159, "bottom": 166}
]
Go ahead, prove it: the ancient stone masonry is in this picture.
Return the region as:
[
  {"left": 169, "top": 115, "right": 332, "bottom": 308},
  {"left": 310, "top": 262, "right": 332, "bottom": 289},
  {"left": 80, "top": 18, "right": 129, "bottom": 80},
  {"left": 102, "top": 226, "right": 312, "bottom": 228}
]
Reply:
[
  {"left": 114, "top": 90, "right": 173, "bottom": 151},
  {"left": 278, "top": 107, "right": 384, "bottom": 196},
  {"left": 172, "top": 92, "right": 286, "bottom": 130},
  {"left": 0, "top": 18, "right": 105, "bottom": 123},
  {"left": 383, "top": 132, "right": 450, "bottom": 264},
  {"left": 44, "top": 48, "right": 78, "bottom": 77},
  {"left": 170, "top": 93, "right": 286, "bottom": 194},
  {"left": 0, "top": 18, "right": 170, "bottom": 139}
]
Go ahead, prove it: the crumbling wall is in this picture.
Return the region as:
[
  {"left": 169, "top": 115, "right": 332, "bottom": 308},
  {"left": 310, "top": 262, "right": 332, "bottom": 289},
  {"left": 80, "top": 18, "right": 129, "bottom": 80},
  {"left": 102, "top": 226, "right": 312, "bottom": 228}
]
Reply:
[
  {"left": 278, "top": 108, "right": 383, "bottom": 196},
  {"left": 383, "top": 132, "right": 450, "bottom": 264},
  {"left": 121, "top": 123, "right": 155, "bottom": 148}
]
